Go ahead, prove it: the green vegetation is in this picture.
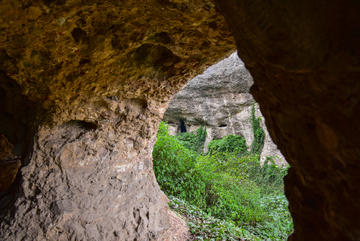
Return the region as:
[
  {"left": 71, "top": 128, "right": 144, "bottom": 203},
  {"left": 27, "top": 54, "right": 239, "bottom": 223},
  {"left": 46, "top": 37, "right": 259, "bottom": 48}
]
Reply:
[
  {"left": 250, "top": 102, "right": 265, "bottom": 156},
  {"left": 208, "top": 134, "right": 248, "bottom": 157},
  {"left": 153, "top": 104, "right": 293, "bottom": 240}
]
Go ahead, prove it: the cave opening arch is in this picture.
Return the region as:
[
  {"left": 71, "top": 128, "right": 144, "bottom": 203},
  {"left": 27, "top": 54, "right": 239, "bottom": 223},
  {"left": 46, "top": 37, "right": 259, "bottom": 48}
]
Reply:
[{"left": 0, "top": 1, "right": 358, "bottom": 241}]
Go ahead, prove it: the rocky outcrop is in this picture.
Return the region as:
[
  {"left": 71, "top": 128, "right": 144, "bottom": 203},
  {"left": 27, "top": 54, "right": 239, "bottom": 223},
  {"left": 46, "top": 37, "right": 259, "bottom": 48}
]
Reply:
[
  {"left": 0, "top": 1, "right": 235, "bottom": 240},
  {"left": 215, "top": 1, "right": 360, "bottom": 240},
  {"left": 163, "top": 52, "right": 286, "bottom": 165}
]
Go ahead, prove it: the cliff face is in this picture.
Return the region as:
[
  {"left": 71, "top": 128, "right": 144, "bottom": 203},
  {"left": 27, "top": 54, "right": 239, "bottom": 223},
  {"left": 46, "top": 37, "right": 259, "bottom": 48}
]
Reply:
[
  {"left": 0, "top": 1, "right": 235, "bottom": 240},
  {"left": 163, "top": 52, "right": 286, "bottom": 165}
]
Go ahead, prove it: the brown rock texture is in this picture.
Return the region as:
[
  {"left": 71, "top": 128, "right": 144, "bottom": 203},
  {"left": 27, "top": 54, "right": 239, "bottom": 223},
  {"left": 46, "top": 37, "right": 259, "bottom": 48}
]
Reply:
[
  {"left": 0, "top": 0, "right": 235, "bottom": 240},
  {"left": 215, "top": 1, "right": 360, "bottom": 240}
]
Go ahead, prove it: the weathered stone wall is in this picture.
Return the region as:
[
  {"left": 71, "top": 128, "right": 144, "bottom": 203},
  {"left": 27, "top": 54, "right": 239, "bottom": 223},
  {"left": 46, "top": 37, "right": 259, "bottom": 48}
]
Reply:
[
  {"left": 215, "top": 1, "right": 360, "bottom": 240},
  {"left": 0, "top": 0, "right": 235, "bottom": 240},
  {"left": 163, "top": 52, "right": 286, "bottom": 165}
]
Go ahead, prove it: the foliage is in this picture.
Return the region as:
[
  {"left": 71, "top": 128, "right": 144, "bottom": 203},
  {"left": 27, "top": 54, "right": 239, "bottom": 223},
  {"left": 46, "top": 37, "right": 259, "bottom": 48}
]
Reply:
[
  {"left": 207, "top": 134, "right": 248, "bottom": 157},
  {"left": 250, "top": 102, "right": 265, "bottom": 156},
  {"left": 175, "top": 126, "right": 207, "bottom": 154},
  {"left": 153, "top": 121, "right": 293, "bottom": 240}
]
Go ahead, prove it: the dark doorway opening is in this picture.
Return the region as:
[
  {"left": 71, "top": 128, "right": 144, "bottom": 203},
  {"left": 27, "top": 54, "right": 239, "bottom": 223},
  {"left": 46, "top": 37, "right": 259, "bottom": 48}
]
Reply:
[{"left": 180, "top": 120, "right": 187, "bottom": 133}]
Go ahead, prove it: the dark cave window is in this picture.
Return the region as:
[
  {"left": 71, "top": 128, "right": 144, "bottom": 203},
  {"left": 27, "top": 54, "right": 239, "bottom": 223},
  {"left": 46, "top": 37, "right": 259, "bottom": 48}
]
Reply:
[
  {"left": 64, "top": 120, "right": 98, "bottom": 131},
  {"left": 180, "top": 120, "right": 187, "bottom": 133},
  {"left": 219, "top": 124, "right": 227, "bottom": 127}
]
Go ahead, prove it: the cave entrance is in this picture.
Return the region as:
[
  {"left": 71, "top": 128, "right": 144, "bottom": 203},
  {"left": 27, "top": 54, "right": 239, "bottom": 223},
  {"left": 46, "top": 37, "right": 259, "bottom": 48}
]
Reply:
[{"left": 180, "top": 120, "right": 187, "bottom": 133}]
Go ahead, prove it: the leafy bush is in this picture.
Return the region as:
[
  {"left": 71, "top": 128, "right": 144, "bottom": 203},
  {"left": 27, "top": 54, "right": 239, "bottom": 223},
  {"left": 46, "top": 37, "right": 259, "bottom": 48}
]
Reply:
[
  {"left": 175, "top": 126, "right": 207, "bottom": 154},
  {"left": 207, "top": 134, "right": 248, "bottom": 157}
]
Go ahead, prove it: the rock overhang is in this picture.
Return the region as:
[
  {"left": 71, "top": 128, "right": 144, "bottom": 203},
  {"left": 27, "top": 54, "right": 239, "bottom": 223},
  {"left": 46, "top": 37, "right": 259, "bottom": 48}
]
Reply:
[{"left": 0, "top": 0, "right": 236, "bottom": 125}]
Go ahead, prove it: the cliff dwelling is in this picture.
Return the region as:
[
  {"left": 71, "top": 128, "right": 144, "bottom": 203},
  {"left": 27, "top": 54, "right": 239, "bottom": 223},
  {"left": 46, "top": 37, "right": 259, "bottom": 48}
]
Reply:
[{"left": 0, "top": 0, "right": 359, "bottom": 241}]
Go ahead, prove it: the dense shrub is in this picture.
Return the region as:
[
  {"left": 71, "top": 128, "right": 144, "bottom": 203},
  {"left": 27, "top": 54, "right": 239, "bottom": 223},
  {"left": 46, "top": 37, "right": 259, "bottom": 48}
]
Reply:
[{"left": 207, "top": 134, "right": 248, "bottom": 156}]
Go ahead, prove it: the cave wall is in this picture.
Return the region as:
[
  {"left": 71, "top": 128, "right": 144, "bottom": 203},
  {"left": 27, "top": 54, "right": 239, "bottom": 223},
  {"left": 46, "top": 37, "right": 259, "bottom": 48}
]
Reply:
[
  {"left": 214, "top": 1, "right": 360, "bottom": 240},
  {"left": 0, "top": 0, "right": 235, "bottom": 240}
]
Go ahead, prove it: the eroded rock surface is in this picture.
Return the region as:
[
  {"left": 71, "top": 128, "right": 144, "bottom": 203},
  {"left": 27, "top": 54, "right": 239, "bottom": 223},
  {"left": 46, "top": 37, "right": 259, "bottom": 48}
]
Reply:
[
  {"left": 0, "top": 0, "right": 235, "bottom": 240},
  {"left": 215, "top": 1, "right": 360, "bottom": 240},
  {"left": 163, "top": 52, "right": 286, "bottom": 165}
]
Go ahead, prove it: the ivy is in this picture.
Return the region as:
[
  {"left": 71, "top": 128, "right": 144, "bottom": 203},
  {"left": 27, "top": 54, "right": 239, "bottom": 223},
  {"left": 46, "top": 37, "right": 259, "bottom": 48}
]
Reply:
[{"left": 250, "top": 102, "right": 265, "bottom": 156}]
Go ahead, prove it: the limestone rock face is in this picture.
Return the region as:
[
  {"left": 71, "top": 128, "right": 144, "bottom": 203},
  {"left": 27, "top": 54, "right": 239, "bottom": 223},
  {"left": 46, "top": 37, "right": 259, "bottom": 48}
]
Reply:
[
  {"left": 215, "top": 1, "right": 360, "bottom": 240},
  {"left": 0, "top": 0, "right": 235, "bottom": 240},
  {"left": 163, "top": 52, "right": 286, "bottom": 165}
]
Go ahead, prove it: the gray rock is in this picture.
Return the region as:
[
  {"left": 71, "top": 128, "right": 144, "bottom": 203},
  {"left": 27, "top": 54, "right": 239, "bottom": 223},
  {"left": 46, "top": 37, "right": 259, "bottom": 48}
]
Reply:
[{"left": 163, "top": 52, "right": 287, "bottom": 166}]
